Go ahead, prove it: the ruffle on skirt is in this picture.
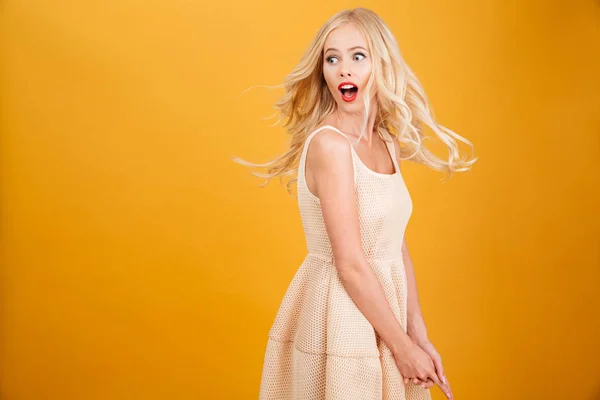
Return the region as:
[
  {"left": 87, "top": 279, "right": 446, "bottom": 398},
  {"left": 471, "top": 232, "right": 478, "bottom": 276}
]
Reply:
[{"left": 258, "top": 254, "right": 432, "bottom": 400}]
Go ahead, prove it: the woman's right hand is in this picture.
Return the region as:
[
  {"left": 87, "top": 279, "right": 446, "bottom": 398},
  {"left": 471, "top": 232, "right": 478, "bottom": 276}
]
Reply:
[{"left": 393, "top": 340, "right": 453, "bottom": 399}]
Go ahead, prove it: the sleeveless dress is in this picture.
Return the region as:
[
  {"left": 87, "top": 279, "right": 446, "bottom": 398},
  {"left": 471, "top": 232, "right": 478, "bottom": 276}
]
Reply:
[{"left": 258, "top": 125, "right": 432, "bottom": 400}]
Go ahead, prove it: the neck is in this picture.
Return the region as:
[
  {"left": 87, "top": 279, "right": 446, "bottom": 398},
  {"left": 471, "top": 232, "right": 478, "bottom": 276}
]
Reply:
[{"left": 329, "top": 102, "right": 378, "bottom": 144}]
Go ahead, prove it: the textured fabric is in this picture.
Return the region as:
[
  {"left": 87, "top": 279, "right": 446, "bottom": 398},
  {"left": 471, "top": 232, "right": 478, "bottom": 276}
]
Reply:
[{"left": 258, "top": 125, "right": 431, "bottom": 400}]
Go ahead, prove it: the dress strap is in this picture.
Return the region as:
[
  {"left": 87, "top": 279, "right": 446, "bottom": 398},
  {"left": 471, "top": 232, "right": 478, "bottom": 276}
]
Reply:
[
  {"left": 382, "top": 130, "right": 400, "bottom": 174},
  {"left": 307, "top": 125, "right": 354, "bottom": 144}
]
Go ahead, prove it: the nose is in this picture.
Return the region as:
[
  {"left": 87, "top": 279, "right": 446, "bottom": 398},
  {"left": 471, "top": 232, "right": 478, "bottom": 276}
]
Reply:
[{"left": 339, "top": 62, "right": 352, "bottom": 78}]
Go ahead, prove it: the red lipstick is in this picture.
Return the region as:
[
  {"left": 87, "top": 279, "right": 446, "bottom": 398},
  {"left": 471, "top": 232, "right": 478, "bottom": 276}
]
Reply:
[{"left": 337, "top": 81, "right": 359, "bottom": 102}]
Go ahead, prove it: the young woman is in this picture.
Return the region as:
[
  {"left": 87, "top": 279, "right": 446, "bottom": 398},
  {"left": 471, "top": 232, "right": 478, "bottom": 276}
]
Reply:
[{"left": 234, "top": 7, "right": 476, "bottom": 400}]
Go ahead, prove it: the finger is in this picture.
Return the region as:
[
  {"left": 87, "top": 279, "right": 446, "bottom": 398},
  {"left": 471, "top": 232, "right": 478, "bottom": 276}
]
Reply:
[
  {"left": 409, "top": 377, "right": 427, "bottom": 387},
  {"left": 432, "top": 356, "right": 446, "bottom": 385},
  {"left": 418, "top": 379, "right": 433, "bottom": 389},
  {"left": 438, "top": 374, "right": 452, "bottom": 398},
  {"left": 445, "top": 381, "right": 454, "bottom": 400},
  {"left": 404, "top": 376, "right": 426, "bottom": 386},
  {"left": 413, "top": 377, "right": 429, "bottom": 390},
  {"left": 428, "top": 373, "right": 452, "bottom": 400}
]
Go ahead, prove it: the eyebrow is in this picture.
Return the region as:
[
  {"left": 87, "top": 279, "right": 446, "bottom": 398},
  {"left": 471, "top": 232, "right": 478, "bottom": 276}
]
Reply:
[{"left": 324, "top": 46, "right": 367, "bottom": 53}]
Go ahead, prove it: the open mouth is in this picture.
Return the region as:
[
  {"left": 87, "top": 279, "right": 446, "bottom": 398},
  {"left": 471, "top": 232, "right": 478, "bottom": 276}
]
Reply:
[{"left": 338, "top": 82, "right": 359, "bottom": 102}]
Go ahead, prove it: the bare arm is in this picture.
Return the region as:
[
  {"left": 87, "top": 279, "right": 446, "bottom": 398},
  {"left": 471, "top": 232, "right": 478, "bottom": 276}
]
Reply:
[
  {"left": 402, "top": 237, "right": 429, "bottom": 343},
  {"left": 307, "top": 130, "right": 412, "bottom": 355}
]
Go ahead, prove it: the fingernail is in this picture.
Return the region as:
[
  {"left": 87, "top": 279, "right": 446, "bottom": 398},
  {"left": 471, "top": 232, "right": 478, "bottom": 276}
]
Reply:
[{"left": 447, "top": 393, "right": 452, "bottom": 399}]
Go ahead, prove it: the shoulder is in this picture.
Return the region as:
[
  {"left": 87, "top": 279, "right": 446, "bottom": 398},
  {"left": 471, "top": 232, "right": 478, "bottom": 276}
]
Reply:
[
  {"left": 306, "top": 127, "right": 354, "bottom": 174},
  {"left": 310, "top": 126, "right": 352, "bottom": 154}
]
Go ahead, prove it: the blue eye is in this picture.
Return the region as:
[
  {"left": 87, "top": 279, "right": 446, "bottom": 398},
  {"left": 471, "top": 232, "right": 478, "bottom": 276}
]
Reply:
[
  {"left": 326, "top": 56, "right": 338, "bottom": 64},
  {"left": 354, "top": 52, "right": 366, "bottom": 61}
]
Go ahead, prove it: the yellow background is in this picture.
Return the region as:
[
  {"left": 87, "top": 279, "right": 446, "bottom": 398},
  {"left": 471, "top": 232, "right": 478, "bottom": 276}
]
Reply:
[{"left": 1, "top": 0, "right": 599, "bottom": 399}]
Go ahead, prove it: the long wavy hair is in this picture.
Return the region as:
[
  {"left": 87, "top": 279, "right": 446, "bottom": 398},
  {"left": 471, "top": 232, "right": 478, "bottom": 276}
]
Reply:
[{"left": 232, "top": 8, "right": 477, "bottom": 194}]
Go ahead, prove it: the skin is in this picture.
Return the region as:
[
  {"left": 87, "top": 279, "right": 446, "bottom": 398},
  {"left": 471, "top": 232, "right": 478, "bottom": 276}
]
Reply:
[{"left": 304, "top": 22, "right": 454, "bottom": 400}]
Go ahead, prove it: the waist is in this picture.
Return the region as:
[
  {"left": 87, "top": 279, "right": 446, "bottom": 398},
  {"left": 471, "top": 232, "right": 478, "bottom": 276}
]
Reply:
[{"left": 306, "top": 252, "right": 403, "bottom": 262}]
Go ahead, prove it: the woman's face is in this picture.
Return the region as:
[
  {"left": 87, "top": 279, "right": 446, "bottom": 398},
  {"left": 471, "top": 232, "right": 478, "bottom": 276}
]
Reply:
[{"left": 323, "top": 23, "right": 372, "bottom": 111}]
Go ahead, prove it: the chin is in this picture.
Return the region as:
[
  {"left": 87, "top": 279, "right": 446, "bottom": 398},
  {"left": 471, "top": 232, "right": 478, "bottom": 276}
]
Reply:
[{"left": 339, "top": 99, "right": 363, "bottom": 110}]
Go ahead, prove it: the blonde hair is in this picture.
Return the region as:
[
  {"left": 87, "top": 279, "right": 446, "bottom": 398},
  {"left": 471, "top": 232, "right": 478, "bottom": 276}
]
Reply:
[{"left": 233, "top": 7, "right": 477, "bottom": 194}]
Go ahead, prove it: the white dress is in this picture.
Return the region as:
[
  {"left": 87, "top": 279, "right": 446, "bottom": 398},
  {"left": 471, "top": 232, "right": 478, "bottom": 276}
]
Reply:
[{"left": 258, "top": 125, "right": 431, "bottom": 400}]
